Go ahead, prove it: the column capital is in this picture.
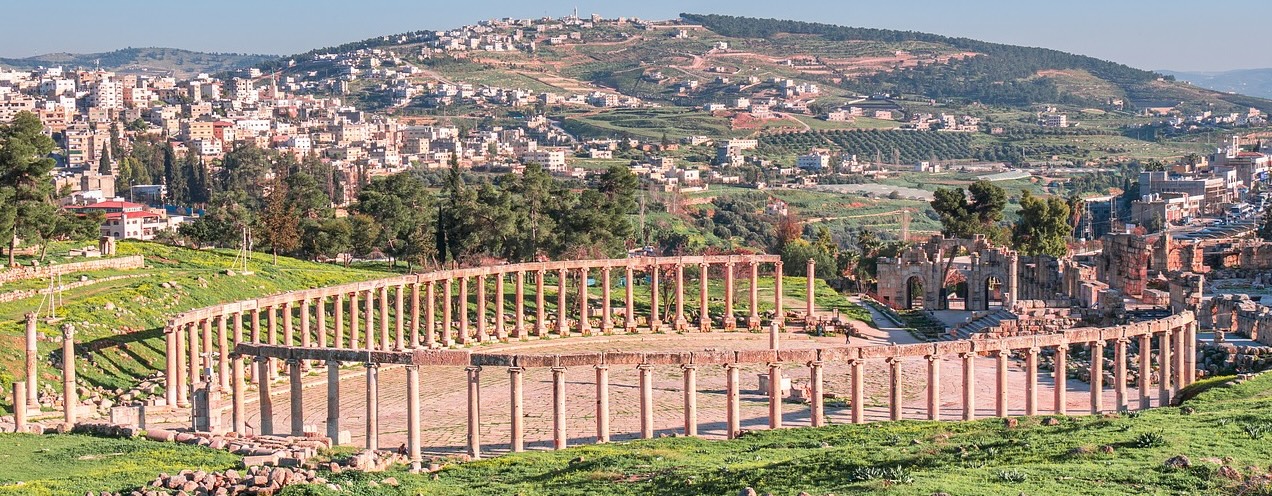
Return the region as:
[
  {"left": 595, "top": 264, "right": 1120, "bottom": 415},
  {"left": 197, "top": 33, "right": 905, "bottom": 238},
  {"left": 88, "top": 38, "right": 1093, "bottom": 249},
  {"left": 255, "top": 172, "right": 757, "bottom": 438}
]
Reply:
[
  {"left": 364, "top": 362, "right": 379, "bottom": 369},
  {"left": 766, "top": 362, "right": 782, "bottom": 369},
  {"left": 681, "top": 363, "right": 698, "bottom": 371},
  {"left": 465, "top": 365, "right": 483, "bottom": 373},
  {"left": 1090, "top": 339, "right": 1106, "bottom": 347},
  {"left": 885, "top": 356, "right": 900, "bottom": 364},
  {"left": 507, "top": 366, "right": 525, "bottom": 374},
  {"left": 1115, "top": 337, "right": 1130, "bottom": 345},
  {"left": 286, "top": 358, "right": 300, "bottom": 365},
  {"left": 594, "top": 364, "right": 609, "bottom": 371},
  {"left": 1026, "top": 347, "right": 1040, "bottom": 355},
  {"left": 959, "top": 352, "right": 977, "bottom": 360},
  {"left": 806, "top": 360, "right": 824, "bottom": 368},
  {"left": 404, "top": 364, "right": 420, "bottom": 370},
  {"left": 636, "top": 363, "right": 655, "bottom": 371},
  {"left": 551, "top": 366, "right": 568, "bottom": 374},
  {"left": 925, "top": 354, "right": 940, "bottom": 363},
  {"left": 723, "top": 362, "right": 740, "bottom": 371}
]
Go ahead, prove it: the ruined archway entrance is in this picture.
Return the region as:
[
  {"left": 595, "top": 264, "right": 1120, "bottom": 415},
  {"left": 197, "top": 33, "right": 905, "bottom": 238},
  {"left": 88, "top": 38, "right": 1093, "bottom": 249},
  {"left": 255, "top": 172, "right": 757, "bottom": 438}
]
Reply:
[
  {"left": 906, "top": 276, "right": 925, "bottom": 310},
  {"left": 985, "top": 276, "right": 1004, "bottom": 309}
]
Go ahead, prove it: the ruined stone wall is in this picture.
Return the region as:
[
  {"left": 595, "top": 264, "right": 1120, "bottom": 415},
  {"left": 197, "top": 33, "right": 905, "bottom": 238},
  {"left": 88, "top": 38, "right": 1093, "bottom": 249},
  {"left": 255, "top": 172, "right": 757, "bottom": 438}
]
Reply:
[
  {"left": 0, "top": 255, "right": 145, "bottom": 284},
  {"left": 1098, "top": 234, "right": 1149, "bottom": 297},
  {"left": 1017, "top": 255, "right": 1067, "bottom": 302}
]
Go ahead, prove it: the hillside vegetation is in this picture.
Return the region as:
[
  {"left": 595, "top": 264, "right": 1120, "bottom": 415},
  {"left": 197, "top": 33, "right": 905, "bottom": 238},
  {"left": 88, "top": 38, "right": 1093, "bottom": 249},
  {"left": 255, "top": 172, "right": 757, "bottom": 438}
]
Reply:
[
  {"left": 283, "top": 374, "right": 1272, "bottom": 494},
  {"left": 0, "top": 48, "right": 273, "bottom": 79}
]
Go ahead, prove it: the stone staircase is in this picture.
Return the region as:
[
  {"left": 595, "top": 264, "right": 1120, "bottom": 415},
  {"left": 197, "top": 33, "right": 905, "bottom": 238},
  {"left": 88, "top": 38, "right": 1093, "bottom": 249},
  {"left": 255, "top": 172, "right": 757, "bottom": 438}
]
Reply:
[{"left": 945, "top": 308, "right": 1017, "bottom": 340}]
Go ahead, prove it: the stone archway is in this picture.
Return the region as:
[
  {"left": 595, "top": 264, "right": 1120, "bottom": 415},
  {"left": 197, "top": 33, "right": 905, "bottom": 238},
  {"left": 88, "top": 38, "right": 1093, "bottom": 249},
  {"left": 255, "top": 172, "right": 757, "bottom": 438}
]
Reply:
[{"left": 905, "top": 275, "right": 925, "bottom": 310}]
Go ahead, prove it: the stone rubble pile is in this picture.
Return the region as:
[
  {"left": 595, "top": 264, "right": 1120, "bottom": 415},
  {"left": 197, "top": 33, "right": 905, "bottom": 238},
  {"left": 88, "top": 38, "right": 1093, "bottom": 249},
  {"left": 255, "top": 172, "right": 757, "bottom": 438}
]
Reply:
[{"left": 103, "top": 466, "right": 326, "bottom": 496}]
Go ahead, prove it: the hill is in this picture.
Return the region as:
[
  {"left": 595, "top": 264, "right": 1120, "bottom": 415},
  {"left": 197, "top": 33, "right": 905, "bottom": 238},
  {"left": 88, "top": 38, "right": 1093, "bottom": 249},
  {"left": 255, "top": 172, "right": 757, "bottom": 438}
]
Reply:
[
  {"left": 1160, "top": 68, "right": 1272, "bottom": 100},
  {"left": 3, "top": 372, "right": 1270, "bottom": 494},
  {"left": 0, "top": 47, "right": 273, "bottom": 79}
]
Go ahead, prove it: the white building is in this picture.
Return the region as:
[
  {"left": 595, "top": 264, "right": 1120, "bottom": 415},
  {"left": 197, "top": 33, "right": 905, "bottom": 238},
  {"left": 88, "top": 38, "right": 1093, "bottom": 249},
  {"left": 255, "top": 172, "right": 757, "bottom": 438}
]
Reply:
[{"left": 797, "top": 152, "right": 831, "bottom": 171}]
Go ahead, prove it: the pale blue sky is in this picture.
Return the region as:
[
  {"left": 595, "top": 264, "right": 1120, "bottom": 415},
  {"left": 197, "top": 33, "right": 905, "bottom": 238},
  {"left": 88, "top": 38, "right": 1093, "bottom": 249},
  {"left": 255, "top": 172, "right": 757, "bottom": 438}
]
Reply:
[{"left": 1, "top": 0, "right": 1263, "bottom": 72}]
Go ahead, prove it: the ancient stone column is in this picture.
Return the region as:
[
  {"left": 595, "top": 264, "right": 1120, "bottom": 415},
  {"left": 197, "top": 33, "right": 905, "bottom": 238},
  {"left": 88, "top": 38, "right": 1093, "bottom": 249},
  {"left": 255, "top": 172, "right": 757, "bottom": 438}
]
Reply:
[
  {"left": 202, "top": 318, "right": 214, "bottom": 374},
  {"left": 850, "top": 359, "right": 865, "bottom": 424},
  {"left": 514, "top": 272, "right": 526, "bottom": 339},
  {"left": 552, "top": 366, "right": 568, "bottom": 449},
  {"left": 1054, "top": 343, "right": 1068, "bottom": 415},
  {"left": 249, "top": 310, "right": 261, "bottom": 384},
  {"left": 24, "top": 313, "right": 38, "bottom": 408},
  {"left": 698, "top": 263, "right": 711, "bottom": 332},
  {"left": 326, "top": 361, "right": 341, "bottom": 443},
  {"left": 289, "top": 359, "right": 304, "bottom": 436},
  {"left": 1025, "top": 347, "right": 1039, "bottom": 416},
  {"left": 601, "top": 267, "right": 613, "bottom": 334},
  {"left": 683, "top": 364, "right": 698, "bottom": 435},
  {"left": 14, "top": 382, "right": 26, "bottom": 433},
  {"left": 1114, "top": 339, "right": 1129, "bottom": 412},
  {"left": 638, "top": 363, "right": 657, "bottom": 438},
  {"left": 176, "top": 324, "right": 188, "bottom": 407},
  {"left": 218, "top": 316, "right": 230, "bottom": 389},
  {"left": 508, "top": 366, "right": 524, "bottom": 452},
  {"left": 378, "top": 286, "right": 390, "bottom": 350},
  {"left": 494, "top": 274, "right": 505, "bottom": 340},
  {"left": 395, "top": 285, "right": 405, "bottom": 350},
  {"left": 648, "top": 265, "right": 661, "bottom": 331},
  {"left": 927, "top": 355, "right": 941, "bottom": 421},
  {"left": 282, "top": 302, "right": 294, "bottom": 349},
  {"left": 962, "top": 352, "right": 977, "bottom": 420},
  {"left": 624, "top": 265, "right": 636, "bottom": 332},
  {"left": 365, "top": 290, "right": 376, "bottom": 350},
  {"left": 723, "top": 261, "right": 736, "bottom": 330},
  {"left": 674, "top": 263, "right": 687, "bottom": 330},
  {"left": 1174, "top": 326, "right": 1185, "bottom": 390},
  {"left": 349, "top": 292, "right": 360, "bottom": 349},
  {"left": 334, "top": 293, "right": 345, "bottom": 349},
  {"left": 316, "top": 297, "right": 327, "bottom": 350},
  {"left": 189, "top": 322, "right": 201, "bottom": 391},
  {"left": 1138, "top": 333, "right": 1151, "bottom": 409},
  {"left": 595, "top": 365, "right": 610, "bottom": 443},
  {"left": 774, "top": 261, "right": 784, "bottom": 328},
  {"left": 232, "top": 351, "right": 245, "bottom": 435},
  {"left": 534, "top": 270, "right": 547, "bottom": 336},
  {"left": 556, "top": 268, "right": 568, "bottom": 336},
  {"left": 406, "top": 364, "right": 421, "bottom": 466},
  {"left": 299, "top": 299, "right": 311, "bottom": 361},
  {"left": 466, "top": 366, "right": 482, "bottom": 459},
  {"left": 888, "top": 357, "right": 902, "bottom": 421},
  {"left": 61, "top": 324, "right": 76, "bottom": 426},
  {"left": 1159, "top": 329, "right": 1172, "bottom": 405},
  {"left": 805, "top": 258, "right": 816, "bottom": 319},
  {"left": 475, "top": 275, "right": 487, "bottom": 342},
  {"left": 1185, "top": 322, "right": 1197, "bottom": 387},
  {"left": 1090, "top": 341, "right": 1105, "bottom": 414},
  {"left": 749, "top": 261, "right": 761, "bottom": 330},
  {"left": 442, "top": 279, "right": 454, "bottom": 346},
  {"left": 809, "top": 361, "right": 824, "bottom": 427},
  {"left": 365, "top": 362, "right": 379, "bottom": 450},
  {"left": 768, "top": 362, "right": 783, "bottom": 429},
  {"left": 578, "top": 267, "right": 591, "bottom": 335},
  {"left": 257, "top": 357, "right": 273, "bottom": 435},
  {"left": 725, "top": 363, "right": 740, "bottom": 439},
  {"left": 425, "top": 281, "right": 437, "bottom": 348},
  {"left": 411, "top": 283, "right": 421, "bottom": 348},
  {"left": 995, "top": 351, "right": 1008, "bottom": 418},
  {"left": 165, "top": 327, "right": 178, "bottom": 407},
  {"left": 770, "top": 321, "right": 781, "bottom": 350}
]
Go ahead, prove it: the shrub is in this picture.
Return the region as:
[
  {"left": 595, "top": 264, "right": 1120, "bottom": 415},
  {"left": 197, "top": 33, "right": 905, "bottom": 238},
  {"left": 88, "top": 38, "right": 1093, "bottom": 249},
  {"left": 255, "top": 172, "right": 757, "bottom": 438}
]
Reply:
[
  {"left": 997, "top": 469, "right": 1028, "bottom": 483},
  {"left": 1134, "top": 431, "right": 1167, "bottom": 448}
]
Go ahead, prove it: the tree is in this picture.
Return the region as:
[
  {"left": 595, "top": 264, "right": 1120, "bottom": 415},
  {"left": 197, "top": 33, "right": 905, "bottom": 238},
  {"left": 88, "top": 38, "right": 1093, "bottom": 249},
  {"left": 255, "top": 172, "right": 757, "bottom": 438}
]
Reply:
[
  {"left": 930, "top": 179, "right": 1008, "bottom": 243},
  {"left": 1011, "top": 191, "right": 1072, "bottom": 257},
  {"left": 257, "top": 179, "right": 300, "bottom": 264},
  {"left": 98, "top": 146, "right": 112, "bottom": 175},
  {"left": 1258, "top": 207, "right": 1272, "bottom": 241},
  {"left": 300, "top": 218, "right": 352, "bottom": 261},
  {"left": 0, "top": 112, "right": 58, "bottom": 267},
  {"left": 353, "top": 173, "right": 434, "bottom": 268}
]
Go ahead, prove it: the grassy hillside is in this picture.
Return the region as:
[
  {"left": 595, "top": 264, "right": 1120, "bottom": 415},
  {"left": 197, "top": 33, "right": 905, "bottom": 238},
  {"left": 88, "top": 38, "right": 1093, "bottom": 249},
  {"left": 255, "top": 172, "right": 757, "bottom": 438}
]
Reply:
[
  {"left": 6, "top": 368, "right": 1268, "bottom": 494},
  {"left": 0, "top": 48, "right": 273, "bottom": 79},
  {"left": 295, "top": 374, "right": 1272, "bottom": 494},
  {"left": 0, "top": 241, "right": 386, "bottom": 410}
]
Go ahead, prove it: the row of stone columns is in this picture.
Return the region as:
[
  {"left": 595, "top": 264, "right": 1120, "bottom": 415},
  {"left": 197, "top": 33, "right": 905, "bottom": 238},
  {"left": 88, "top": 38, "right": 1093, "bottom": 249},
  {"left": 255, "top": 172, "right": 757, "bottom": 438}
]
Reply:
[
  {"left": 453, "top": 327, "right": 1195, "bottom": 458},
  {"left": 167, "top": 258, "right": 800, "bottom": 408}
]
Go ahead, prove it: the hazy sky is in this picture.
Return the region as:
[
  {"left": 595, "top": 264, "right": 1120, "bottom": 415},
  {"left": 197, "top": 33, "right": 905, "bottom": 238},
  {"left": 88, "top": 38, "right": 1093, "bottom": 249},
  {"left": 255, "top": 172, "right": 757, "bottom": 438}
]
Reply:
[{"left": 1, "top": 0, "right": 1264, "bottom": 72}]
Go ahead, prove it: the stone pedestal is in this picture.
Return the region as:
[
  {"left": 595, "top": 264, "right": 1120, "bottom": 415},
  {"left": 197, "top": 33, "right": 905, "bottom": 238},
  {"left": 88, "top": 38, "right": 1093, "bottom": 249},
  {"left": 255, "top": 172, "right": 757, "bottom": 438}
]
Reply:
[{"left": 191, "top": 381, "right": 224, "bottom": 434}]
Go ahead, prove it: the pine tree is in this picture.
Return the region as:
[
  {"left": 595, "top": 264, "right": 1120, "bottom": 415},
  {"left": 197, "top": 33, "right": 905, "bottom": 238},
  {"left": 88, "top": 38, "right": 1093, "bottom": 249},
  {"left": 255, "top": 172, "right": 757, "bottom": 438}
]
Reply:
[{"left": 98, "top": 146, "right": 112, "bottom": 175}]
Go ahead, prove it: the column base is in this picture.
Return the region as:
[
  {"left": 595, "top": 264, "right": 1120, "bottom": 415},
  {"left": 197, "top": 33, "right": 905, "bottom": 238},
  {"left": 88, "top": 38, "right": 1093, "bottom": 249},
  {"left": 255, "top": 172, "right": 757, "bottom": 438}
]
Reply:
[
  {"left": 748, "top": 315, "right": 762, "bottom": 330},
  {"left": 674, "top": 318, "right": 688, "bottom": 331},
  {"left": 723, "top": 317, "right": 737, "bottom": 331},
  {"left": 649, "top": 320, "right": 663, "bottom": 333}
]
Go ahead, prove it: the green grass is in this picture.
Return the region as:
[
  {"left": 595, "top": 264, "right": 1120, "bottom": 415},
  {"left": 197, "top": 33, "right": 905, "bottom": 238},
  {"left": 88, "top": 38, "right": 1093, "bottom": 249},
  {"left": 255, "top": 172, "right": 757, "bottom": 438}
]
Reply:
[
  {"left": 293, "top": 372, "right": 1272, "bottom": 495},
  {"left": 0, "top": 434, "right": 239, "bottom": 495},
  {"left": 0, "top": 241, "right": 387, "bottom": 412}
]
